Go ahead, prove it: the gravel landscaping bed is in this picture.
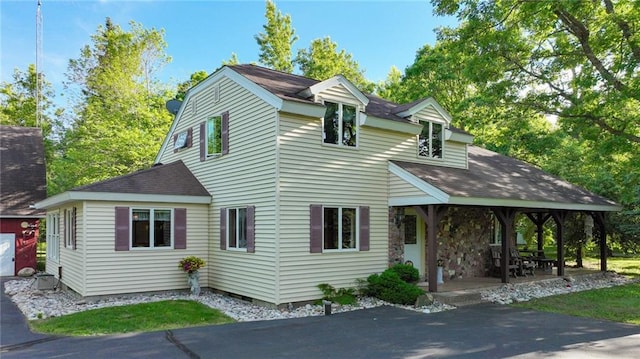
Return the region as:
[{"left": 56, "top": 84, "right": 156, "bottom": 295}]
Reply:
[{"left": 4, "top": 271, "right": 633, "bottom": 322}]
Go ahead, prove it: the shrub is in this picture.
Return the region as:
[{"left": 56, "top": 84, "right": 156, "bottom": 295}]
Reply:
[
  {"left": 389, "top": 263, "right": 419, "bottom": 283},
  {"left": 316, "top": 283, "right": 357, "bottom": 305},
  {"left": 363, "top": 269, "right": 424, "bottom": 305}
]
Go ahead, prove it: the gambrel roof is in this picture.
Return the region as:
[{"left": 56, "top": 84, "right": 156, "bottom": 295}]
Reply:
[
  {"left": 0, "top": 126, "right": 46, "bottom": 217},
  {"left": 390, "top": 146, "right": 620, "bottom": 212}
]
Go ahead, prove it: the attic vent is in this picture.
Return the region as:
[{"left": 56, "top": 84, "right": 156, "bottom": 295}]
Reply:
[
  {"left": 191, "top": 97, "right": 198, "bottom": 115},
  {"left": 213, "top": 84, "right": 220, "bottom": 103}
]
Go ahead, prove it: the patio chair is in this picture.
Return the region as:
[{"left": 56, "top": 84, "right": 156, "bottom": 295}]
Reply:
[
  {"left": 490, "top": 246, "right": 518, "bottom": 278},
  {"left": 510, "top": 247, "right": 536, "bottom": 276}
]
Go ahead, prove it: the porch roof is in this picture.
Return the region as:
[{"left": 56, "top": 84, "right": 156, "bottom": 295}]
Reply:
[{"left": 390, "top": 145, "right": 620, "bottom": 212}]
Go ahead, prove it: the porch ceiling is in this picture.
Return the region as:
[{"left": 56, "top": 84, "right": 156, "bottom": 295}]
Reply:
[{"left": 389, "top": 145, "right": 620, "bottom": 212}]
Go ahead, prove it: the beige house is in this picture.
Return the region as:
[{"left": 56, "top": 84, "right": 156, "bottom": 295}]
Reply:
[{"left": 37, "top": 64, "right": 619, "bottom": 305}]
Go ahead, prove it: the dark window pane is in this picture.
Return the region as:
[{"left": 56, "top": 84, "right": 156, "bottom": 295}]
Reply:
[
  {"left": 323, "top": 102, "right": 339, "bottom": 144},
  {"left": 404, "top": 215, "right": 417, "bottom": 244},
  {"left": 342, "top": 105, "right": 357, "bottom": 147},
  {"left": 323, "top": 207, "right": 338, "bottom": 249},
  {"left": 432, "top": 123, "right": 443, "bottom": 158},
  {"left": 229, "top": 209, "right": 237, "bottom": 248},
  {"left": 132, "top": 209, "right": 150, "bottom": 247},
  {"left": 238, "top": 208, "right": 247, "bottom": 248},
  {"left": 342, "top": 208, "right": 356, "bottom": 248},
  {"left": 154, "top": 210, "right": 171, "bottom": 247}
]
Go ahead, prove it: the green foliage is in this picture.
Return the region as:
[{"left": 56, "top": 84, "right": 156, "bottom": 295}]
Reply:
[
  {"left": 255, "top": 0, "right": 297, "bottom": 73},
  {"left": 295, "top": 37, "right": 374, "bottom": 93},
  {"left": 316, "top": 283, "right": 357, "bottom": 305},
  {"left": 50, "top": 19, "right": 173, "bottom": 194},
  {"left": 388, "top": 263, "right": 419, "bottom": 283},
  {"left": 175, "top": 70, "right": 208, "bottom": 101},
  {"left": 363, "top": 269, "right": 424, "bottom": 305}
]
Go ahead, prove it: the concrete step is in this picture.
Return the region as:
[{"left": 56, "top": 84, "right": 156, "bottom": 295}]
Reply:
[{"left": 431, "top": 291, "right": 483, "bottom": 307}]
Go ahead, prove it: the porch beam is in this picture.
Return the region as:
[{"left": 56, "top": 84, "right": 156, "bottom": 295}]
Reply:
[
  {"left": 551, "top": 211, "right": 568, "bottom": 277},
  {"left": 413, "top": 205, "right": 447, "bottom": 293},
  {"left": 493, "top": 208, "right": 518, "bottom": 284}
]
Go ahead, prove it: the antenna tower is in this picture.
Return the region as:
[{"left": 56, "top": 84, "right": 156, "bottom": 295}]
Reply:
[{"left": 35, "top": 0, "right": 43, "bottom": 126}]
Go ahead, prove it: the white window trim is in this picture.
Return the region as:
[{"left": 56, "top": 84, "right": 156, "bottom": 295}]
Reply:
[
  {"left": 417, "top": 120, "right": 445, "bottom": 160},
  {"left": 321, "top": 100, "right": 360, "bottom": 149},
  {"left": 64, "top": 208, "right": 74, "bottom": 248},
  {"left": 206, "top": 115, "right": 222, "bottom": 158},
  {"left": 322, "top": 206, "right": 360, "bottom": 253},
  {"left": 226, "top": 207, "right": 248, "bottom": 251},
  {"left": 46, "top": 211, "right": 60, "bottom": 261},
  {"left": 130, "top": 208, "right": 174, "bottom": 250}
]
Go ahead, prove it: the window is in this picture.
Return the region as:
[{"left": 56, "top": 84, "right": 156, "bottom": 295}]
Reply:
[
  {"left": 46, "top": 212, "right": 60, "bottom": 261},
  {"left": 323, "top": 207, "right": 358, "bottom": 251},
  {"left": 131, "top": 209, "right": 172, "bottom": 248},
  {"left": 200, "top": 112, "right": 229, "bottom": 161},
  {"left": 323, "top": 101, "right": 358, "bottom": 147},
  {"left": 220, "top": 206, "right": 255, "bottom": 252},
  {"left": 207, "top": 116, "right": 222, "bottom": 156},
  {"left": 64, "top": 207, "right": 76, "bottom": 249},
  {"left": 228, "top": 208, "right": 247, "bottom": 249},
  {"left": 418, "top": 121, "right": 443, "bottom": 159}
]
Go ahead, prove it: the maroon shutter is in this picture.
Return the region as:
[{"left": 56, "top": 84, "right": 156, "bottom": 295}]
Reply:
[
  {"left": 221, "top": 111, "right": 229, "bottom": 155},
  {"left": 220, "top": 208, "right": 227, "bottom": 250},
  {"left": 310, "top": 204, "right": 322, "bottom": 253},
  {"left": 246, "top": 206, "right": 255, "bottom": 253},
  {"left": 199, "top": 122, "right": 206, "bottom": 161},
  {"left": 115, "top": 207, "right": 130, "bottom": 251},
  {"left": 72, "top": 207, "right": 77, "bottom": 250},
  {"left": 173, "top": 133, "right": 179, "bottom": 153},
  {"left": 186, "top": 127, "right": 193, "bottom": 148},
  {"left": 359, "top": 206, "right": 370, "bottom": 251},
  {"left": 174, "top": 208, "right": 187, "bottom": 249}
]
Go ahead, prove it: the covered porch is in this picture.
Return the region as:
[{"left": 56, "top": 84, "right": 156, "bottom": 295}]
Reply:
[{"left": 388, "top": 145, "right": 621, "bottom": 293}]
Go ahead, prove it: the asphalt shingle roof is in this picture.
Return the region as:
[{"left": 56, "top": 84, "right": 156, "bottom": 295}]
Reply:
[
  {"left": 392, "top": 146, "right": 618, "bottom": 207},
  {"left": 0, "top": 126, "right": 47, "bottom": 217},
  {"left": 72, "top": 160, "right": 210, "bottom": 197}
]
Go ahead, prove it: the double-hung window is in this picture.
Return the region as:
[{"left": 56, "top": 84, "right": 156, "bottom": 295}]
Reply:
[
  {"left": 64, "top": 207, "right": 76, "bottom": 249},
  {"left": 227, "top": 207, "right": 247, "bottom": 249},
  {"left": 418, "top": 121, "right": 443, "bottom": 159},
  {"left": 323, "top": 207, "right": 358, "bottom": 251},
  {"left": 131, "top": 209, "right": 172, "bottom": 248},
  {"left": 46, "top": 212, "right": 60, "bottom": 261},
  {"left": 323, "top": 101, "right": 358, "bottom": 147}
]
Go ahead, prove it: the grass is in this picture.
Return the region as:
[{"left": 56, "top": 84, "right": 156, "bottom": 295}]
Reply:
[
  {"left": 513, "top": 254, "right": 640, "bottom": 325},
  {"left": 30, "top": 300, "right": 236, "bottom": 336},
  {"left": 513, "top": 283, "right": 640, "bottom": 325}
]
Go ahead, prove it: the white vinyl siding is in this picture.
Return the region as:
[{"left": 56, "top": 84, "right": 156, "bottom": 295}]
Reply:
[
  {"left": 389, "top": 172, "right": 428, "bottom": 198},
  {"left": 158, "top": 77, "right": 278, "bottom": 304}
]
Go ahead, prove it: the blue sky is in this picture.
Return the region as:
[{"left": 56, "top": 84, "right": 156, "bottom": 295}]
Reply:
[{"left": 1, "top": 0, "right": 457, "bottom": 102}]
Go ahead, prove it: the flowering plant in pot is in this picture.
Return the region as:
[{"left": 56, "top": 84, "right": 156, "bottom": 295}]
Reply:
[
  {"left": 179, "top": 256, "right": 205, "bottom": 273},
  {"left": 179, "top": 256, "right": 205, "bottom": 296}
]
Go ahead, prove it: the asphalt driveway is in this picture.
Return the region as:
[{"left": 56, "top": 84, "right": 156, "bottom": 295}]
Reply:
[{"left": 2, "top": 279, "right": 639, "bottom": 358}]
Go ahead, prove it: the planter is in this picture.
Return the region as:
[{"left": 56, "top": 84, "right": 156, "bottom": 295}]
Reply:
[{"left": 187, "top": 270, "right": 201, "bottom": 296}]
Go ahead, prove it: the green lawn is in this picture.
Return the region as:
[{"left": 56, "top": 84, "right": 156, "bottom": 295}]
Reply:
[
  {"left": 513, "top": 255, "right": 640, "bottom": 325},
  {"left": 30, "top": 300, "right": 235, "bottom": 336}
]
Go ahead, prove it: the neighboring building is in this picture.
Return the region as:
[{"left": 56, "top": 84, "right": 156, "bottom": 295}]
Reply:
[
  {"left": 36, "top": 65, "right": 620, "bottom": 304},
  {"left": 1, "top": 126, "right": 47, "bottom": 276}
]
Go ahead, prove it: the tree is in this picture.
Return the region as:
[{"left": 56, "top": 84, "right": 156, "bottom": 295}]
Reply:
[
  {"left": 255, "top": 0, "right": 297, "bottom": 73},
  {"left": 0, "top": 64, "right": 61, "bottom": 165},
  {"left": 51, "top": 19, "right": 173, "bottom": 194},
  {"left": 175, "top": 70, "right": 208, "bottom": 101},
  {"left": 295, "top": 37, "right": 374, "bottom": 93},
  {"left": 222, "top": 53, "right": 240, "bottom": 66},
  {"left": 427, "top": 0, "right": 639, "bottom": 249}
]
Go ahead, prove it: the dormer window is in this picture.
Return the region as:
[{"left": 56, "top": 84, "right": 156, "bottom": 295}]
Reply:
[
  {"left": 323, "top": 101, "right": 358, "bottom": 147},
  {"left": 418, "top": 121, "right": 443, "bottom": 159}
]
